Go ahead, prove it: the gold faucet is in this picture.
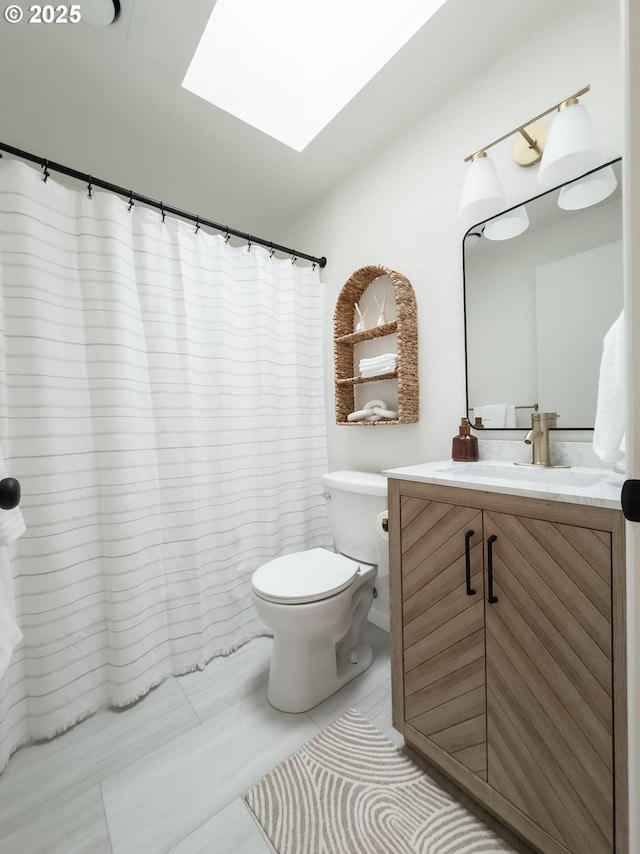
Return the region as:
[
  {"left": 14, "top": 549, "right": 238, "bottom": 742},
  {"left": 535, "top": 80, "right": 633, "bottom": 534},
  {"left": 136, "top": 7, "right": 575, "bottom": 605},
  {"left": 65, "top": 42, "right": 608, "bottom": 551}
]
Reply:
[{"left": 516, "top": 412, "right": 570, "bottom": 468}]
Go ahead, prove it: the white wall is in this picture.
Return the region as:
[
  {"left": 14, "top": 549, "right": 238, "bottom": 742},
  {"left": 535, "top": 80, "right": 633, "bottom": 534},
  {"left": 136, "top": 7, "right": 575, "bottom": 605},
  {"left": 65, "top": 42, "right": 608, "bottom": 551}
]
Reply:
[{"left": 282, "top": 0, "right": 622, "bottom": 474}]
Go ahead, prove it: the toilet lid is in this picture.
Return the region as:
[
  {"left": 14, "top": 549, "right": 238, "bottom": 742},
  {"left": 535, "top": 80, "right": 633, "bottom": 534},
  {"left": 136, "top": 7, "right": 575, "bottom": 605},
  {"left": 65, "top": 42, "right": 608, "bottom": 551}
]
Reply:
[{"left": 252, "top": 548, "right": 359, "bottom": 604}]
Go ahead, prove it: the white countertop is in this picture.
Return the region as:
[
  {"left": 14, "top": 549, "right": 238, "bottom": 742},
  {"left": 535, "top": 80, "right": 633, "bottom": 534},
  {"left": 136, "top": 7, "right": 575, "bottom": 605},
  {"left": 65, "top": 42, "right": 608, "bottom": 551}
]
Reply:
[{"left": 383, "top": 459, "right": 623, "bottom": 510}]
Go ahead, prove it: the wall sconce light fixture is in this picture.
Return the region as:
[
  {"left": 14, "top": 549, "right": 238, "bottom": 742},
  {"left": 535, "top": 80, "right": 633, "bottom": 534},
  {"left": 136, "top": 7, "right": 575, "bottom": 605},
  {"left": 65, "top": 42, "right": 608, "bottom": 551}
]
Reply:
[
  {"left": 557, "top": 163, "right": 618, "bottom": 210},
  {"left": 457, "top": 152, "right": 506, "bottom": 226},
  {"left": 458, "top": 85, "right": 609, "bottom": 230},
  {"left": 483, "top": 205, "right": 530, "bottom": 241}
]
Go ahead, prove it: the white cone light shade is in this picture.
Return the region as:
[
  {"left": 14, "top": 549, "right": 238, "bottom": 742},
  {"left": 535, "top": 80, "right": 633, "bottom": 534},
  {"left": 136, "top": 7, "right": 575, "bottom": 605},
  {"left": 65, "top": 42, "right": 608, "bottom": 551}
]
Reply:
[
  {"left": 558, "top": 165, "right": 617, "bottom": 210},
  {"left": 483, "top": 205, "right": 530, "bottom": 241},
  {"left": 537, "top": 102, "right": 601, "bottom": 188},
  {"left": 458, "top": 156, "right": 506, "bottom": 226}
]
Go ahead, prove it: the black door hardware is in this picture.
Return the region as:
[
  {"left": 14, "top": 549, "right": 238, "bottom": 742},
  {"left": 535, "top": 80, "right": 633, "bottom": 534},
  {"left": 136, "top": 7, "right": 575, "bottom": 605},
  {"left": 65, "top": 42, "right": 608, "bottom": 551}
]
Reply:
[
  {"left": 622, "top": 479, "right": 640, "bottom": 522},
  {"left": 464, "top": 529, "right": 475, "bottom": 595},
  {"left": 0, "top": 477, "right": 20, "bottom": 510},
  {"left": 487, "top": 534, "right": 498, "bottom": 603}
]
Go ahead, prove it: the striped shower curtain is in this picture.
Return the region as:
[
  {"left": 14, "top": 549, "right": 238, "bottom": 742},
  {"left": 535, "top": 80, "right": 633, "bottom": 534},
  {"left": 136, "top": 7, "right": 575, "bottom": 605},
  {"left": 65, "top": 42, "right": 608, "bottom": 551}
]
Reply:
[{"left": 0, "top": 158, "right": 331, "bottom": 771}]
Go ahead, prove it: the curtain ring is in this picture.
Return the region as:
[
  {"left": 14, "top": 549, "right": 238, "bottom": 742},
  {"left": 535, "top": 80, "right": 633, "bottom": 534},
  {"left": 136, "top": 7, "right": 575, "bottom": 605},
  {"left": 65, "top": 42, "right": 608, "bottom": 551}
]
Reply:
[
  {"left": 247, "top": 236, "right": 252, "bottom": 252},
  {"left": 291, "top": 255, "right": 297, "bottom": 265},
  {"left": 42, "top": 160, "right": 50, "bottom": 183},
  {"left": 160, "top": 203, "right": 166, "bottom": 223},
  {"left": 87, "top": 177, "right": 93, "bottom": 199},
  {"left": 224, "top": 228, "right": 231, "bottom": 244},
  {"left": 195, "top": 216, "right": 200, "bottom": 234},
  {"left": 269, "top": 243, "right": 275, "bottom": 258},
  {"left": 127, "top": 191, "right": 134, "bottom": 212},
  {"left": 312, "top": 261, "right": 316, "bottom": 271}
]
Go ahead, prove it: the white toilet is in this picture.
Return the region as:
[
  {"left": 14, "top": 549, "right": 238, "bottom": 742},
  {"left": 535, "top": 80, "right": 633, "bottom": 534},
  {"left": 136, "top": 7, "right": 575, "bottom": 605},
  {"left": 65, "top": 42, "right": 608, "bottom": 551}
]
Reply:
[{"left": 251, "top": 470, "right": 388, "bottom": 713}]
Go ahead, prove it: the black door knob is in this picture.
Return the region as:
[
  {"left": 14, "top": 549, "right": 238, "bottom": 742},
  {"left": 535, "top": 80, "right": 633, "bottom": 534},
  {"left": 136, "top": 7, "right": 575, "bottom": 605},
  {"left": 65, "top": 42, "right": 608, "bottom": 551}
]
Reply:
[{"left": 0, "top": 477, "right": 20, "bottom": 510}]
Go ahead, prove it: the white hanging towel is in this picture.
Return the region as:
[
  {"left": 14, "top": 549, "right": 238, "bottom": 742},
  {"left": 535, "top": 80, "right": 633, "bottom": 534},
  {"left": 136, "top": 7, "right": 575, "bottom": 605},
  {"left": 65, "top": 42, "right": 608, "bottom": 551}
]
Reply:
[
  {"left": 0, "top": 446, "right": 25, "bottom": 682},
  {"left": 593, "top": 309, "right": 625, "bottom": 463},
  {"left": 473, "top": 404, "right": 516, "bottom": 428}
]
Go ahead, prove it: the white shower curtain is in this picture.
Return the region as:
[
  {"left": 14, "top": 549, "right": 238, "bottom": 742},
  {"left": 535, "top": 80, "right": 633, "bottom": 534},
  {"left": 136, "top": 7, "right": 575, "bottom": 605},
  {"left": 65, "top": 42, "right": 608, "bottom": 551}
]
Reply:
[{"left": 0, "top": 158, "right": 331, "bottom": 771}]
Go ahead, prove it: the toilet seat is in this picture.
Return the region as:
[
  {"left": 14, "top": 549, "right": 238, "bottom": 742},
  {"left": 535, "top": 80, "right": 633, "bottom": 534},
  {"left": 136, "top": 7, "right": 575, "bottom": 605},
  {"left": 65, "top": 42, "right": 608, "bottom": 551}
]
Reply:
[{"left": 252, "top": 548, "right": 360, "bottom": 605}]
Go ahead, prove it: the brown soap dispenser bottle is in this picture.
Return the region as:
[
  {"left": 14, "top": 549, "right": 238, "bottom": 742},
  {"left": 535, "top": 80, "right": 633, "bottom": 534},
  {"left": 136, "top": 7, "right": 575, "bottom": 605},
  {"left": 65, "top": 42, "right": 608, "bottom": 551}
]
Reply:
[{"left": 452, "top": 417, "right": 479, "bottom": 462}]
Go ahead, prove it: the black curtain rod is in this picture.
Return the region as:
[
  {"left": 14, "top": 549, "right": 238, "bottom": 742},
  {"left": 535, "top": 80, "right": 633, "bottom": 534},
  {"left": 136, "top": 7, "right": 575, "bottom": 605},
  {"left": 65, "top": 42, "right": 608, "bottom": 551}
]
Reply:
[{"left": 0, "top": 141, "right": 327, "bottom": 269}]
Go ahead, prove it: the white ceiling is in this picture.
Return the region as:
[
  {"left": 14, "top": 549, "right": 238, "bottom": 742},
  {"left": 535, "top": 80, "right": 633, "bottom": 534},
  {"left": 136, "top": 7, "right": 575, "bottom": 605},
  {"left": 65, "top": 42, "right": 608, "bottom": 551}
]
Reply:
[{"left": 0, "top": 0, "right": 573, "bottom": 239}]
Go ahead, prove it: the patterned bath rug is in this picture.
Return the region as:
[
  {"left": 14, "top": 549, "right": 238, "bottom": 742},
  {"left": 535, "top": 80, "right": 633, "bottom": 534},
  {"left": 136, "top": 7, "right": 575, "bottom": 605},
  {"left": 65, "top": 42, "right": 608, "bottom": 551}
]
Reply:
[{"left": 244, "top": 708, "right": 514, "bottom": 853}]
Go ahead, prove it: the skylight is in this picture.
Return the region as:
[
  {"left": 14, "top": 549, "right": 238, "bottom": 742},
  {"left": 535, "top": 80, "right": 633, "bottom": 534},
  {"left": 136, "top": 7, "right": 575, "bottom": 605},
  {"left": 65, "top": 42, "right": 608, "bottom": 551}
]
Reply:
[{"left": 182, "top": 0, "right": 448, "bottom": 152}]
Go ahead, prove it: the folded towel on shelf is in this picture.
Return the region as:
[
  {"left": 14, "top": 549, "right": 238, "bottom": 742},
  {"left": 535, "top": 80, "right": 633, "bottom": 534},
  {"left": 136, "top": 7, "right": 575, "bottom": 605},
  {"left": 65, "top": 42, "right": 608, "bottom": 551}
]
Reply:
[
  {"left": 0, "top": 447, "right": 25, "bottom": 683},
  {"left": 358, "top": 353, "right": 397, "bottom": 371},
  {"left": 359, "top": 352, "right": 397, "bottom": 365},
  {"left": 359, "top": 368, "right": 397, "bottom": 378},
  {"left": 360, "top": 362, "right": 398, "bottom": 377},
  {"left": 359, "top": 355, "right": 397, "bottom": 378},
  {"left": 360, "top": 357, "right": 397, "bottom": 368},
  {"left": 593, "top": 309, "right": 625, "bottom": 463},
  {"left": 473, "top": 404, "right": 516, "bottom": 428},
  {"left": 360, "top": 366, "right": 397, "bottom": 378}
]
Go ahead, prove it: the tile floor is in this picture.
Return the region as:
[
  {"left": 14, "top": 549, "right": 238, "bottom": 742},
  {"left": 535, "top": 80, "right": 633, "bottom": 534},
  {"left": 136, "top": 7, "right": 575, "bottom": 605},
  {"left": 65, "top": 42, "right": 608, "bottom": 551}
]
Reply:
[
  {"left": 0, "top": 624, "right": 534, "bottom": 854},
  {"left": 0, "top": 625, "right": 401, "bottom": 854}
]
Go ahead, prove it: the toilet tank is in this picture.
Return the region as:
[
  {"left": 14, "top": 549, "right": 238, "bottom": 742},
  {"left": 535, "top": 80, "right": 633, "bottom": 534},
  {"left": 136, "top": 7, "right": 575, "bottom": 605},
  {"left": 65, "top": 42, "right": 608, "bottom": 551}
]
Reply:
[{"left": 321, "top": 470, "right": 387, "bottom": 565}]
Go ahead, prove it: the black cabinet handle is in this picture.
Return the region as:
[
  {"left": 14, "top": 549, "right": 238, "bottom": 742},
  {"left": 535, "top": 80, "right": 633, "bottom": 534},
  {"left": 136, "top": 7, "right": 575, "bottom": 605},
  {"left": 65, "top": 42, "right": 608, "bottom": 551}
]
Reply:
[
  {"left": 464, "top": 529, "right": 475, "bottom": 595},
  {"left": 487, "top": 534, "right": 498, "bottom": 603},
  {"left": 0, "top": 477, "right": 20, "bottom": 510}
]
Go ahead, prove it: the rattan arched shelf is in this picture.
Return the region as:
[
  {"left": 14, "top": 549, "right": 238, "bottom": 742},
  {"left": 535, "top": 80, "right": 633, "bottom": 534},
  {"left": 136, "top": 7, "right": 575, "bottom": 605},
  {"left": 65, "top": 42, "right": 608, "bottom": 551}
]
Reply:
[{"left": 333, "top": 265, "right": 418, "bottom": 425}]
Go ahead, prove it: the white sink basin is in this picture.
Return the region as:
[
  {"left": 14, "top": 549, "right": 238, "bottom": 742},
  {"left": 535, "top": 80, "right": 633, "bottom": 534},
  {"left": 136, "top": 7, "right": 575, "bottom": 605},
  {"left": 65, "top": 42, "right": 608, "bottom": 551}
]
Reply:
[
  {"left": 438, "top": 463, "right": 607, "bottom": 488},
  {"left": 384, "top": 460, "right": 623, "bottom": 509}
]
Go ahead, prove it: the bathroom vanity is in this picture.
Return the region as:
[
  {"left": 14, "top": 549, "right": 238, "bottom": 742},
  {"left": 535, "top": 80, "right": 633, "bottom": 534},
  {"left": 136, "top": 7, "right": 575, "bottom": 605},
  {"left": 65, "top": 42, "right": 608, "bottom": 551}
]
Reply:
[{"left": 385, "top": 461, "right": 627, "bottom": 854}]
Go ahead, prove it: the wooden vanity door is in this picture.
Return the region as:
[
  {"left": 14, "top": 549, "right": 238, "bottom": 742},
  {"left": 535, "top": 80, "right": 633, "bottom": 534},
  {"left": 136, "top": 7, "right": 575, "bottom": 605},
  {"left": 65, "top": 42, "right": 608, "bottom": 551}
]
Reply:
[
  {"left": 484, "top": 510, "right": 614, "bottom": 854},
  {"left": 400, "top": 496, "right": 487, "bottom": 779}
]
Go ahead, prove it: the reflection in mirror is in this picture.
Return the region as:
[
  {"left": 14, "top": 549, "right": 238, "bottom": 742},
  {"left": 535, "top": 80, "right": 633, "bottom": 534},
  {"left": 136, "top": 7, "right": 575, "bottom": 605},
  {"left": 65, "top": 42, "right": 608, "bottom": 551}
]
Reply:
[{"left": 463, "top": 158, "right": 622, "bottom": 430}]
